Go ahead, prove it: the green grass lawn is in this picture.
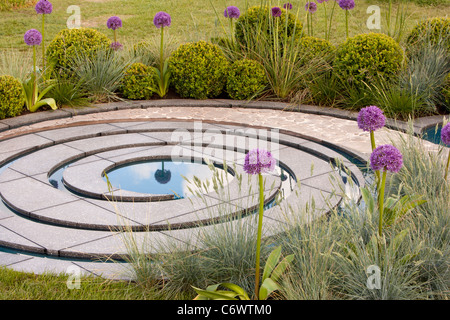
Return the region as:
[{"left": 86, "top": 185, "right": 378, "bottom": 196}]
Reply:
[
  {"left": 0, "top": 266, "right": 163, "bottom": 299},
  {"left": 0, "top": 0, "right": 448, "bottom": 51}
]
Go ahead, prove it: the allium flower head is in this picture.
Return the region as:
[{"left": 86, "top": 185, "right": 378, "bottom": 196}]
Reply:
[
  {"left": 338, "top": 0, "right": 355, "bottom": 10},
  {"left": 370, "top": 144, "right": 403, "bottom": 173},
  {"left": 153, "top": 11, "right": 171, "bottom": 28},
  {"left": 110, "top": 41, "right": 123, "bottom": 51},
  {"left": 305, "top": 2, "right": 318, "bottom": 13},
  {"left": 357, "top": 105, "right": 386, "bottom": 132},
  {"left": 224, "top": 6, "right": 240, "bottom": 19},
  {"left": 243, "top": 149, "right": 276, "bottom": 175},
  {"left": 107, "top": 16, "right": 122, "bottom": 30},
  {"left": 35, "top": 0, "right": 52, "bottom": 14},
  {"left": 283, "top": 3, "right": 293, "bottom": 10},
  {"left": 441, "top": 123, "right": 450, "bottom": 146},
  {"left": 24, "top": 29, "right": 42, "bottom": 46},
  {"left": 271, "top": 6, "right": 282, "bottom": 17}
]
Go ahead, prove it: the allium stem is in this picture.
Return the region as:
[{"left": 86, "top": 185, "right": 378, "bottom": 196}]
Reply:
[
  {"left": 160, "top": 26, "right": 164, "bottom": 78},
  {"left": 445, "top": 149, "right": 450, "bottom": 181},
  {"left": 32, "top": 45, "right": 37, "bottom": 105},
  {"left": 42, "top": 14, "right": 45, "bottom": 69},
  {"left": 345, "top": 10, "right": 349, "bottom": 39},
  {"left": 378, "top": 170, "right": 387, "bottom": 237},
  {"left": 254, "top": 173, "right": 265, "bottom": 300},
  {"left": 387, "top": 0, "right": 392, "bottom": 36},
  {"left": 328, "top": 1, "right": 336, "bottom": 42},
  {"left": 324, "top": 3, "right": 328, "bottom": 41},
  {"left": 370, "top": 130, "right": 381, "bottom": 184}
]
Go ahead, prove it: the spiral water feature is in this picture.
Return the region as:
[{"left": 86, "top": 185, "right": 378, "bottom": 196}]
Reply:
[{"left": 0, "top": 119, "right": 364, "bottom": 278}]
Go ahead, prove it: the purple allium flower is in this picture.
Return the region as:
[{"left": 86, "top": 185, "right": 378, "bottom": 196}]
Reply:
[
  {"left": 271, "top": 6, "right": 282, "bottom": 17},
  {"left": 317, "top": 0, "right": 330, "bottom": 3},
  {"left": 243, "top": 149, "right": 276, "bottom": 175},
  {"left": 283, "top": 3, "right": 293, "bottom": 10},
  {"left": 357, "top": 106, "right": 386, "bottom": 132},
  {"left": 305, "top": 2, "right": 318, "bottom": 13},
  {"left": 107, "top": 16, "right": 122, "bottom": 30},
  {"left": 370, "top": 144, "right": 403, "bottom": 173},
  {"left": 110, "top": 41, "right": 123, "bottom": 51},
  {"left": 338, "top": 0, "right": 355, "bottom": 10},
  {"left": 24, "top": 29, "right": 42, "bottom": 46},
  {"left": 35, "top": 0, "right": 52, "bottom": 14},
  {"left": 153, "top": 11, "right": 171, "bottom": 28},
  {"left": 224, "top": 6, "right": 240, "bottom": 19},
  {"left": 441, "top": 123, "right": 450, "bottom": 146}
]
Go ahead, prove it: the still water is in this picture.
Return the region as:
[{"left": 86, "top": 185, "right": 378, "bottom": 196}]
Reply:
[{"left": 103, "top": 160, "right": 235, "bottom": 198}]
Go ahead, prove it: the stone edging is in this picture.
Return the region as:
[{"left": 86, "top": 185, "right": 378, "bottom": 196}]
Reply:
[{"left": 0, "top": 99, "right": 448, "bottom": 136}]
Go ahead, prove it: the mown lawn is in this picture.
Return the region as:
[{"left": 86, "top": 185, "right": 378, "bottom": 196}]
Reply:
[
  {"left": 0, "top": 0, "right": 448, "bottom": 51},
  {"left": 0, "top": 266, "right": 162, "bottom": 299}
]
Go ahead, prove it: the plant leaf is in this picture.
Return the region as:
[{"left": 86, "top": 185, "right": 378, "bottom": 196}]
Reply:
[
  {"left": 192, "top": 286, "right": 238, "bottom": 300},
  {"left": 29, "top": 98, "right": 57, "bottom": 112},
  {"left": 259, "top": 278, "right": 280, "bottom": 300},
  {"left": 270, "top": 254, "right": 294, "bottom": 283},
  {"left": 262, "top": 246, "right": 282, "bottom": 282},
  {"left": 219, "top": 283, "right": 250, "bottom": 300}
]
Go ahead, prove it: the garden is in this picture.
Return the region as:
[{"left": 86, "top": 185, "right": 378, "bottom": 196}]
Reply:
[{"left": 0, "top": 0, "right": 449, "bottom": 301}]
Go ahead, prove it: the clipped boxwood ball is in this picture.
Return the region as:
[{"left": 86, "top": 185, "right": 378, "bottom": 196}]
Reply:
[
  {"left": 333, "top": 33, "right": 404, "bottom": 87},
  {"left": 235, "top": 6, "right": 302, "bottom": 49},
  {"left": 46, "top": 28, "right": 111, "bottom": 77},
  {"left": 227, "top": 59, "right": 267, "bottom": 100},
  {"left": 406, "top": 17, "right": 450, "bottom": 51},
  {"left": 297, "top": 36, "right": 336, "bottom": 66},
  {"left": 120, "top": 63, "right": 157, "bottom": 100},
  {"left": 0, "top": 75, "right": 24, "bottom": 119},
  {"left": 168, "top": 41, "right": 229, "bottom": 99}
]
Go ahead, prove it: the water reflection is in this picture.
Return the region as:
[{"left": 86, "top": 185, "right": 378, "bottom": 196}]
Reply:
[
  {"left": 154, "top": 161, "right": 172, "bottom": 184},
  {"left": 104, "top": 160, "right": 234, "bottom": 199}
]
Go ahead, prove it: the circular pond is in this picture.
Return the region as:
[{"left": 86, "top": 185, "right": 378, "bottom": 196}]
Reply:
[{"left": 103, "top": 159, "right": 235, "bottom": 199}]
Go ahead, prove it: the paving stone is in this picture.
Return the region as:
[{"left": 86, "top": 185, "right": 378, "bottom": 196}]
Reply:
[
  {"left": 0, "top": 252, "right": 34, "bottom": 267},
  {"left": 63, "top": 133, "right": 163, "bottom": 154},
  {"left": 0, "top": 167, "right": 26, "bottom": 183},
  {"left": 35, "top": 123, "right": 128, "bottom": 143},
  {"left": 58, "top": 230, "right": 183, "bottom": 259},
  {"left": 0, "top": 224, "right": 46, "bottom": 255},
  {"left": 0, "top": 177, "right": 79, "bottom": 216},
  {"left": 29, "top": 199, "right": 142, "bottom": 230},
  {"left": 0, "top": 109, "right": 71, "bottom": 128},
  {"left": 0, "top": 122, "right": 10, "bottom": 132},
  {"left": 0, "top": 215, "right": 117, "bottom": 258},
  {"left": 0, "top": 133, "right": 53, "bottom": 158},
  {"left": 3, "top": 255, "right": 92, "bottom": 277},
  {"left": 8, "top": 144, "right": 84, "bottom": 176}
]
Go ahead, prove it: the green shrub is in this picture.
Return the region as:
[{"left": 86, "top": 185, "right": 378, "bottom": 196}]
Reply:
[
  {"left": 168, "top": 41, "right": 229, "bottom": 99},
  {"left": 120, "top": 63, "right": 157, "bottom": 100},
  {"left": 333, "top": 33, "right": 404, "bottom": 88},
  {"left": 406, "top": 17, "right": 450, "bottom": 51},
  {"left": 234, "top": 6, "right": 302, "bottom": 50},
  {"left": 226, "top": 59, "right": 267, "bottom": 100},
  {"left": 0, "top": 75, "right": 24, "bottom": 119},
  {"left": 46, "top": 28, "right": 111, "bottom": 77},
  {"left": 443, "top": 73, "right": 450, "bottom": 111},
  {"left": 297, "top": 36, "right": 336, "bottom": 67}
]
